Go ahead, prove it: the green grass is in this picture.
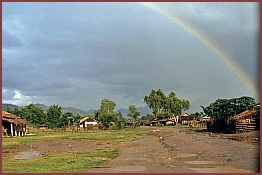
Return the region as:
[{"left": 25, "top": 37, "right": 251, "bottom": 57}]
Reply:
[
  {"left": 2, "top": 127, "right": 149, "bottom": 173},
  {"left": 2, "top": 127, "right": 148, "bottom": 150},
  {"left": 3, "top": 149, "right": 119, "bottom": 173}
]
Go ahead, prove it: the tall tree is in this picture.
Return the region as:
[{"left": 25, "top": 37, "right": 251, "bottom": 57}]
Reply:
[
  {"left": 95, "top": 99, "right": 119, "bottom": 129},
  {"left": 144, "top": 89, "right": 190, "bottom": 118},
  {"left": 144, "top": 88, "right": 166, "bottom": 117},
  {"left": 127, "top": 105, "right": 140, "bottom": 122},
  {"left": 46, "top": 104, "right": 62, "bottom": 128},
  {"left": 165, "top": 91, "right": 180, "bottom": 117},
  {"left": 100, "top": 99, "right": 116, "bottom": 114}
]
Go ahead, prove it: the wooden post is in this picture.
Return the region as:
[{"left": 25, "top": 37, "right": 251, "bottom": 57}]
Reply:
[
  {"left": 21, "top": 124, "right": 23, "bottom": 136},
  {"left": 10, "top": 123, "right": 13, "bottom": 136},
  {"left": 14, "top": 125, "right": 17, "bottom": 136},
  {"left": 18, "top": 125, "right": 21, "bottom": 136}
]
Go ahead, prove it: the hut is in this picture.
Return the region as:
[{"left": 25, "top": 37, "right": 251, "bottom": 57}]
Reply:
[
  {"left": 78, "top": 116, "right": 98, "bottom": 130},
  {"left": 139, "top": 120, "right": 150, "bottom": 126},
  {"left": 166, "top": 119, "right": 176, "bottom": 126},
  {"left": 125, "top": 119, "right": 133, "bottom": 127},
  {"left": 2, "top": 111, "right": 30, "bottom": 137},
  {"left": 178, "top": 113, "right": 197, "bottom": 125},
  {"left": 229, "top": 109, "right": 259, "bottom": 133},
  {"left": 150, "top": 119, "right": 159, "bottom": 126},
  {"left": 200, "top": 116, "right": 211, "bottom": 123}
]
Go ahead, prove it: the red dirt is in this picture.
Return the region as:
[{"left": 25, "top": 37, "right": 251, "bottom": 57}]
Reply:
[
  {"left": 6, "top": 127, "right": 260, "bottom": 173},
  {"left": 87, "top": 127, "right": 259, "bottom": 173}
]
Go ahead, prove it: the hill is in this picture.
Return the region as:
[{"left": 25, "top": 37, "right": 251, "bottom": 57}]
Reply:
[
  {"left": 2, "top": 103, "right": 94, "bottom": 116},
  {"left": 2, "top": 103, "right": 152, "bottom": 118},
  {"left": 2, "top": 103, "right": 20, "bottom": 110}
]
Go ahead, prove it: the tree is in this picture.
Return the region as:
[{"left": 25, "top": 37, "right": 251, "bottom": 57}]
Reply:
[
  {"left": 5, "top": 105, "right": 12, "bottom": 113},
  {"left": 46, "top": 104, "right": 62, "bottom": 128},
  {"left": 61, "top": 112, "right": 74, "bottom": 127},
  {"left": 201, "top": 96, "right": 257, "bottom": 120},
  {"left": 94, "top": 99, "right": 119, "bottom": 129},
  {"left": 13, "top": 107, "right": 22, "bottom": 117},
  {"left": 127, "top": 105, "right": 140, "bottom": 121},
  {"left": 20, "top": 103, "right": 46, "bottom": 125},
  {"left": 100, "top": 99, "right": 116, "bottom": 114},
  {"left": 144, "top": 88, "right": 167, "bottom": 117},
  {"left": 127, "top": 105, "right": 140, "bottom": 126},
  {"left": 144, "top": 89, "right": 190, "bottom": 119}
]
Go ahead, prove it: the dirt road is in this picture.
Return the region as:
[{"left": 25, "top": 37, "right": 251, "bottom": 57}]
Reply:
[
  {"left": 10, "top": 126, "right": 259, "bottom": 173},
  {"left": 87, "top": 127, "right": 259, "bottom": 173}
]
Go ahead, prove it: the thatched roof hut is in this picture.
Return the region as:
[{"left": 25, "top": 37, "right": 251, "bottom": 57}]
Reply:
[
  {"left": 231, "top": 109, "right": 259, "bottom": 121},
  {"left": 2, "top": 111, "right": 30, "bottom": 137},
  {"left": 2, "top": 111, "right": 30, "bottom": 125}
]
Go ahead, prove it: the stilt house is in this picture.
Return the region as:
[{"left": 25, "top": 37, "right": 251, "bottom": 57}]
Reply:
[{"left": 2, "top": 111, "right": 30, "bottom": 137}]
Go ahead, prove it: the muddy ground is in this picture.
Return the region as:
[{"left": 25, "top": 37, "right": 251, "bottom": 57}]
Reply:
[{"left": 6, "top": 127, "right": 260, "bottom": 173}]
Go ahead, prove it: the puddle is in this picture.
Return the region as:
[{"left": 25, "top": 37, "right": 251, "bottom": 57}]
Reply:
[
  {"left": 184, "top": 161, "right": 220, "bottom": 165},
  {"left": 146, "top": 158, "right": 169, "bottom": 163},
  {"left": 189, "top": 166, "right": 253, "bottom": 173},
  {"left": 174, "top": 153, "right": 198, "bottom": 158},
  {"left": 114, "top": 166, "right": 147, "bottom": 172},
  {"left": 14, "top": 151, "right": 45, "bottom": 160}
]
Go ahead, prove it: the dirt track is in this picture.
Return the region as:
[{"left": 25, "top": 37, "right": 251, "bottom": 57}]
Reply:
[
  {"left": 10, "top": 127, "right": 260, "bottom": 173},
  {"left": 88, "top": 127, "right": 260, "bottom": 173}
]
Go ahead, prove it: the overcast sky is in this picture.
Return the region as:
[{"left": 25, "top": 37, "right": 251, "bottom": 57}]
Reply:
[{"left": 2, "top": 2, "right": 260, "bottom": 113}]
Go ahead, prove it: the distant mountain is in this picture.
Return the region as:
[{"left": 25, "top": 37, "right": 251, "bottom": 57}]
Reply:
[
  {"left": 2, "top": 103, "right": 20, "bottom": 110},
  {"left": 2, "top": 103, "right": 93, "bottom": 116},
  {"left": 117, "top": 108, "right": 129, "bottom": 118},
  {"left": 137, "top": 106, "right": 153, "bottom": 116},
  {"left": 61, "top": 107, "right": 94, "bottom": 116},
  {"left": 35, "top": 104, "right": 49, "bottom": 111}
]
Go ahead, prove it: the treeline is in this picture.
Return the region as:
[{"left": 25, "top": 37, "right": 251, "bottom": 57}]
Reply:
[
  {"left": 5, "top": 104, "right": 82, "bottom": 128},
  {"left": 5, "top": 88, "right": 191, "bottom": 129},
  {"left": 4, "top": 89, "right": 258, "bottom": 130},
  {"left": 94, "top": 88, "right": 190, "bottom": 129},
  {"left": 143, "top": 88, "right": 190, "bottom": 119}
]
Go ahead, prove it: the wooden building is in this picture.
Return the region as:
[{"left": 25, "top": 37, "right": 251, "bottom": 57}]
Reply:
[
  {"left": 139, "top": 120, "right": 150, "bottom": 126},
  {"left": 149, "top": 118, "right": 175, "bottom": 126},
  {"left": 178, "top": 114, "right": 197, "bottom": 125},
  {"left": 78, "top": 116, "right": 98, "bottom": 130},
  {"left": 229, "top": 109, "right": 259, "bottom": 133},
  {"left": 200, "top": 116, "right": 211, "bottom": 124},
  {"left": 125, "top": 119, "right": 133, "bottom": 126},
  {"left": 2, "top": 111, "right": 30, "bottom": 137}
]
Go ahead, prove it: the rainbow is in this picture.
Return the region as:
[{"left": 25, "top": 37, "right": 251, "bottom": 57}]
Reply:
[{"left": 139, "top": 2, "right": 259, "bottom": 100}]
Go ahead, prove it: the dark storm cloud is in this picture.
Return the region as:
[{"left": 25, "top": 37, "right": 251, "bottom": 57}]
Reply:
[{"left": 2, "top": 2, "right": 259, "bottom": 112}]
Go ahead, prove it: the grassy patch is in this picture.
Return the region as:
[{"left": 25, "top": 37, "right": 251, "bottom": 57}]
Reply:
[
  {"left": 2, "top": 127, "right": 148, "bottom": 173},
  {"left": 2, "top": 127, "right": 149, "bottom": 151},
  {"left": 3, "top": 149, "right": 119, "bottom": 173}
]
